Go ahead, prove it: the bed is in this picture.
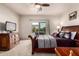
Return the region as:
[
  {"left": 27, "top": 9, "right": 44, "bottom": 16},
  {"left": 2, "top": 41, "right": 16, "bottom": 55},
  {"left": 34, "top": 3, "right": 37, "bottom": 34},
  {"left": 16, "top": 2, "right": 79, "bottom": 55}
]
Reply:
[{"left": 28, "top": 25, "right": 79, "bottom": 54}]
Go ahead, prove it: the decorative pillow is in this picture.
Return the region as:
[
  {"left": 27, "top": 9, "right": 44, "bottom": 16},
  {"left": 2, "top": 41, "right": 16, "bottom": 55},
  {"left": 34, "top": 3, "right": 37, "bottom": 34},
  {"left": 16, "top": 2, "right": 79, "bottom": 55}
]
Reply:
[
  {"left": 59, "top": 31, "right": 65, "bottom": 38},
  {"left": 64, "top": 32, "right": 71, "bottom": 39},
  {"left": 71, "top": 32, "right": 77, "bottom": 40},
  {"left": 51, "top": 32, "right": 58, "bottom": 37}
]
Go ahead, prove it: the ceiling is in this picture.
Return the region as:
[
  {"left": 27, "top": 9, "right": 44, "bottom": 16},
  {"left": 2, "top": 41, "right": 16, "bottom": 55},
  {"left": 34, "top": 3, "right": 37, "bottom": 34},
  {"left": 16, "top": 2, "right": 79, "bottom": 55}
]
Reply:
[{"left": 4, "top": 3, "right": 79, "bottom": 16}]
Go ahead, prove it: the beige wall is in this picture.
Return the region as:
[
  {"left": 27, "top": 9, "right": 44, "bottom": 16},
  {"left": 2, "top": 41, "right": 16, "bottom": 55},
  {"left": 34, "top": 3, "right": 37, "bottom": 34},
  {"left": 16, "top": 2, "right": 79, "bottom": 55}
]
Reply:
[
  {"left": 19, "top": 5, "right": 79, "bottom": 40},
  {"left": 60, "top": 5, "right": 79, "bottom": 26},
  {"left": 49, "top": 15, "right": 62, "bottom": 33},
  {"left": 0, "top": 4, "right": 19, "bottom": 32},
  {"left": 1, "top": 3, "right": 79, "bottom": 40},
  {"left": 19, "top": 15, "right": 62, "bottom": 39},
  {"left": 1, "top": 4, "right": 61, "bottom": 40}
]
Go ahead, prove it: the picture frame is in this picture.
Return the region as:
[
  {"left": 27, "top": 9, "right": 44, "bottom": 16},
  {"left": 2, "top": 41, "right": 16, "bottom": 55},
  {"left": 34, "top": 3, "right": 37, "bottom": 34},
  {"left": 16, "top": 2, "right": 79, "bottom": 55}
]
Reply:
[{"left": 69, "top": 11, "right": 77, "bottom": 20}]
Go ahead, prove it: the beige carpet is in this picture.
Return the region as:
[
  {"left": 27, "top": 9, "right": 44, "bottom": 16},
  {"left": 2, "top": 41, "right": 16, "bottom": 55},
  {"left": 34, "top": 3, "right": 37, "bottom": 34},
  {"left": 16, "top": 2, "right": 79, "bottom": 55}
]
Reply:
[
  {"left": 0, "top": 40, "right": 56, "bottom": 56},
  {"left": 0, "top": 40, "right": 32, "bottom": 56},
  {"left": 33, "top": 53, "right": 56, "bottom": 56}
]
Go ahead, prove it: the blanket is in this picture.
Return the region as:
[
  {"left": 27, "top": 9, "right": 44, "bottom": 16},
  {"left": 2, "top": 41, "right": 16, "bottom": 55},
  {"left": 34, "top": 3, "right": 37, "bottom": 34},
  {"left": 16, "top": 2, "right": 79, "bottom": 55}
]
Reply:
[{"left": 37, "top": 35, "right": 57, "bottom": 48}]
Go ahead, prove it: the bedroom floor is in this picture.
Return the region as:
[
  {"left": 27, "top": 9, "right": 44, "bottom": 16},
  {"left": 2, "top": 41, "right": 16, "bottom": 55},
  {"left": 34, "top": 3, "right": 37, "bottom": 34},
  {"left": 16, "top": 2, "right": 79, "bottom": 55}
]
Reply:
[
  {"left": 33, "top": 53, "right": 56, "bottom": 56},
  {"left": 0, "top": 40, "right": 56, "bottom": 56}
]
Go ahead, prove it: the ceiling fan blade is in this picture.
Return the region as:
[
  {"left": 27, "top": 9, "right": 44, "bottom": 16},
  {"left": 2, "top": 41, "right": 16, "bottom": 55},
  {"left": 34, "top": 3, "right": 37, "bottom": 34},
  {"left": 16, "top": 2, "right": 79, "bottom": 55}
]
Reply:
[
  {"left": 35, "top": 3, "right": 50, "bottom": 7},
  {"left": 35, "top": 3, "right": 40, "bottom": 5},
  {"left": 41, "top": 4, "right": 50, "bottom": 6}
]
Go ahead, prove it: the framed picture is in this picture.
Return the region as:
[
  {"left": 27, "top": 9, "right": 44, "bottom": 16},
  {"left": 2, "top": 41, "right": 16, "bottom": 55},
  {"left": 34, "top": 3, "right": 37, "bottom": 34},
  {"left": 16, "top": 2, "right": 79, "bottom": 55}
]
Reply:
[{"left": 69, "top": 11, "right": 77, "bottom": 20}]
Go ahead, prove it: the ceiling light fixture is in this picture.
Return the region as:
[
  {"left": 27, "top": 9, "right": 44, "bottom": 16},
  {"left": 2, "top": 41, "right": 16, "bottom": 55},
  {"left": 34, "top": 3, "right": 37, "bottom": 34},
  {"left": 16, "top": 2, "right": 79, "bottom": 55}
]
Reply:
[
  {"left": 35, "top": 4, "right": 42, "bottom": 12},
  {"left": 34, "top": 3, "right": 50, "bottom": 12},
  {"left": 35, "top": 4, "right": 41, "bottom": 9}
]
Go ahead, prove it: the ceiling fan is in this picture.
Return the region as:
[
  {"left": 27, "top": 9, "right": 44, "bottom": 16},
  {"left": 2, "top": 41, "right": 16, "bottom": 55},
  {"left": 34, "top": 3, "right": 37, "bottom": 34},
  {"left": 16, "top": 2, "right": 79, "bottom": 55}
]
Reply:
[
  {"left": 34, "top": 3, "right": 50, "bottom": 11},
  {"left": 35, "top": 3, "right": 50, "bottom": 7}
]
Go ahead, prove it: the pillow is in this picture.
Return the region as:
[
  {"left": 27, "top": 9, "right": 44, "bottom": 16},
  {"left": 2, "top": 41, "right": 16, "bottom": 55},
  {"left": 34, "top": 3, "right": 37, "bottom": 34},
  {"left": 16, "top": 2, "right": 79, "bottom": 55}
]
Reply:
[
  {"left": 64, "top": 32, "right": 71, "bottom": 39},
  {"left": 51, "top": 32, "right": 58, "bottom": 37},
  {"left": 71, "top": 32, "right": 77, "bottom": 40},
  {"left": 59, "top": 31, "right": 65, "bottom": 38}
]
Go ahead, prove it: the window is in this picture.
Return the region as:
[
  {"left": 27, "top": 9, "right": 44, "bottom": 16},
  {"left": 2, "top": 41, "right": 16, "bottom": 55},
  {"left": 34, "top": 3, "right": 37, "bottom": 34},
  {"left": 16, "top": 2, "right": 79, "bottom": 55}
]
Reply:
[
  {"left": 32, "top": 21, "right": 47, "bottom": 35},
  {"left": 39, "top": 22, "right": 46, "bottom": 34}
]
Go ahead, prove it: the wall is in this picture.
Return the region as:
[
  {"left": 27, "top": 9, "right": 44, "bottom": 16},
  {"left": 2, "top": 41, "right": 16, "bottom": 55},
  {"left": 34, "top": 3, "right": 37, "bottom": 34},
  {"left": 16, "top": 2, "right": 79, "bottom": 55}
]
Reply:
[
  {"left": 0, "top": 4, "right": 19, "bottom": 32},
  {"left": 19, "top": 15, "right": 61, "bottom": 39},
  {"left": 49, "top": 15, "right": 62, "bottom": 33},
  {"left": 19, "top": 5, "right": 79, "bottom": 40},
  {"left": 5, "top": 3, "right": 79, "bottom": 40},
  {"left": 60, "top": 5, "right": 79, "bottom": 26}
]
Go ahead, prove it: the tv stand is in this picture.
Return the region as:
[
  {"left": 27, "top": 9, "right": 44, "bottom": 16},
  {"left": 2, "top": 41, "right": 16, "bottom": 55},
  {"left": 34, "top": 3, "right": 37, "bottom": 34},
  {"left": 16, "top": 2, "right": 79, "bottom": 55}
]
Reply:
[{"left": 0, "top": 33, "right": 20, "bottom": 51}]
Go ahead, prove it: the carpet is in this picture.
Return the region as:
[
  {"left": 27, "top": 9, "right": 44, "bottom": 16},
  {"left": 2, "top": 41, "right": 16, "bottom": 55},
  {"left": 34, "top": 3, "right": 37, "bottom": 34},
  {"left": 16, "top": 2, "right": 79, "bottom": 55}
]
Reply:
[{"left": 0, "top": 40, "right": 56, "bottom": 56}]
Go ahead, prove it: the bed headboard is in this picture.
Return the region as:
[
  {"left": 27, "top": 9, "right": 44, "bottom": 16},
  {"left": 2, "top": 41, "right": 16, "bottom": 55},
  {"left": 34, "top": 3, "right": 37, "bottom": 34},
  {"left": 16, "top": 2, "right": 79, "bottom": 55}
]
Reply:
[{"left": 61, "top": 25, "right": 79, "bottom": 40}]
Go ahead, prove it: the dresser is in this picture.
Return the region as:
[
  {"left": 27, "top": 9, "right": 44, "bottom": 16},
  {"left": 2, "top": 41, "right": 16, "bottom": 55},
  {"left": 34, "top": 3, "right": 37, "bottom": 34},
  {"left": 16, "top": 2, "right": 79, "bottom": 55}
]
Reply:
[{"left": 0, "top": 33, "right": 19, "bottom": 51}]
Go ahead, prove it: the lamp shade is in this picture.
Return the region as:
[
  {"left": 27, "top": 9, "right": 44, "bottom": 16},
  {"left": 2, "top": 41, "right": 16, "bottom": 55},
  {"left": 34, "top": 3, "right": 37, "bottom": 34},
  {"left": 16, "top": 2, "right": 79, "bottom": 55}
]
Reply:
[{"left": 57, "top": 26, "right": 60, "bottom": 29}]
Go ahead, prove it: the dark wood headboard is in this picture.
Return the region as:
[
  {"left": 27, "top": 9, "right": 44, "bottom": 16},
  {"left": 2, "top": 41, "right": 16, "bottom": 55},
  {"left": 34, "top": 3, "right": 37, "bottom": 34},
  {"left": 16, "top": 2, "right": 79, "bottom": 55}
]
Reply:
[{"left": 62, "top": 25, "right": 79, "bottom": 40}]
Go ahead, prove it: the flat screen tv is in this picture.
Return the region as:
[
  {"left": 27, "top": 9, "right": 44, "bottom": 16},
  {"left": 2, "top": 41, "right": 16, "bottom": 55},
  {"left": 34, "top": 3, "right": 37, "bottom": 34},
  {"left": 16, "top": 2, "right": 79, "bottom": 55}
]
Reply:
[{"left": 6, "top": 21, "right": 16, "bottom": 31}]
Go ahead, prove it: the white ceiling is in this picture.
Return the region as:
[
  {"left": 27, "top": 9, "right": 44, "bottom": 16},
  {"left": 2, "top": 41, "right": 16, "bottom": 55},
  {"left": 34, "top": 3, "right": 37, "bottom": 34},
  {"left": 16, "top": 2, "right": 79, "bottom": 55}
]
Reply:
[{"left": 4, "top": 3, "right": 79, "bottom": 16}]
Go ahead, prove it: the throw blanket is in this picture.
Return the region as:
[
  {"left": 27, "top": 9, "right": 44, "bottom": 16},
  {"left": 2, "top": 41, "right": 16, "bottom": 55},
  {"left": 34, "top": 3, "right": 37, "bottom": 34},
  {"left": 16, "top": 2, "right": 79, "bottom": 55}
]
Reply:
[{"left": 37, "top": 35, "right": 57, "bottom": 48}]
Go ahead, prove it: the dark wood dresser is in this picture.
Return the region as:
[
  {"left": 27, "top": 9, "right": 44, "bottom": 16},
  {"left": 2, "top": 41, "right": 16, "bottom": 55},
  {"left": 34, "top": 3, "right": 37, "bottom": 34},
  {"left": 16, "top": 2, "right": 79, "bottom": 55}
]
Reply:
[{"left": 0, "top": 33, "right": 19, "bottom": 51}]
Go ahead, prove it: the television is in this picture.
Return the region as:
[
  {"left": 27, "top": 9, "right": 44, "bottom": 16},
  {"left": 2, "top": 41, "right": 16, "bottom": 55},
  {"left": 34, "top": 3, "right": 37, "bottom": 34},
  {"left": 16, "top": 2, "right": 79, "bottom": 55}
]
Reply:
[{"left": 6, "top": 21, "right": 16, "bottom": 31}]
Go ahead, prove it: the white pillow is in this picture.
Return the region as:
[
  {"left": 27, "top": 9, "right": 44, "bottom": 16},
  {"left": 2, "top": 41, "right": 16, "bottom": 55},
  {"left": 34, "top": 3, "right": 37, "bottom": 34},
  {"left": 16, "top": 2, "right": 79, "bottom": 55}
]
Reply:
[
  {"left": 64, "top": 33, "right": 70, "bottom": 39},
  {"left": 71, "top": 32, "right": 77, "bottom": 40}
]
